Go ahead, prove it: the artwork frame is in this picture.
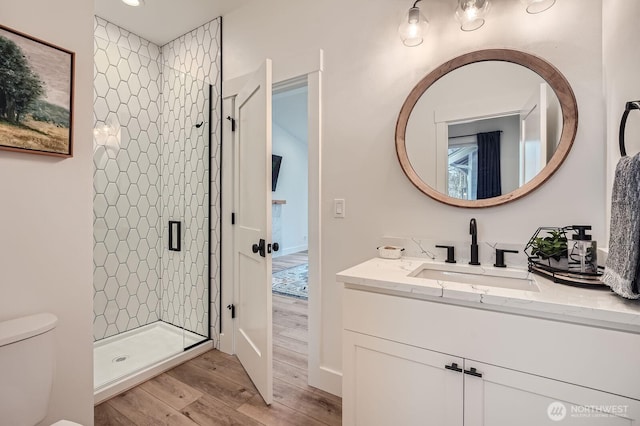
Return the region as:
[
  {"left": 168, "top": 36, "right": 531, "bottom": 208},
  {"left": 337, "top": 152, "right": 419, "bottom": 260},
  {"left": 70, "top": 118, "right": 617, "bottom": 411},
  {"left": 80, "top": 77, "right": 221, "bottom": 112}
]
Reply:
[{"left": 0, "top": 24, "right": 75, "bottom": 158}]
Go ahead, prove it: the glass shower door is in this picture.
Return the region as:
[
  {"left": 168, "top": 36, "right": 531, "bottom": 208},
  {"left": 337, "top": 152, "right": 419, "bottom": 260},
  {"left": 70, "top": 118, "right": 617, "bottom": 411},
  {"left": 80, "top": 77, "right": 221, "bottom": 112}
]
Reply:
[
  {"left": 180, "top": 71, "right": 210, "bottom": 350},
  {"left": 161, "top": 64, "right": 210, "bottom": 351},
  {"left": 160, "top": 63, "right": 189, "bottom": 356}
]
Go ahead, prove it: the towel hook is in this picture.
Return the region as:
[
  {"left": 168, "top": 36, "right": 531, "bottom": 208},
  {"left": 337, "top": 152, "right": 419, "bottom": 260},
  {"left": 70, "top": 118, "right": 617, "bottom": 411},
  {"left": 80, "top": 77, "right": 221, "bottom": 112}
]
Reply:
[{"left": 619, "top": 100, "right": 640, "bottom": 156}]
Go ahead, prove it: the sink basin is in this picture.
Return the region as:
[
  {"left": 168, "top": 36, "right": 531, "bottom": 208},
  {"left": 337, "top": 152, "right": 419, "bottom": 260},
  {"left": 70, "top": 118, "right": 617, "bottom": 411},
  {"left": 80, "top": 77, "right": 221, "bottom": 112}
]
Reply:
[{"left": 409, "top": 263, "right": 540, "bottom": 292}]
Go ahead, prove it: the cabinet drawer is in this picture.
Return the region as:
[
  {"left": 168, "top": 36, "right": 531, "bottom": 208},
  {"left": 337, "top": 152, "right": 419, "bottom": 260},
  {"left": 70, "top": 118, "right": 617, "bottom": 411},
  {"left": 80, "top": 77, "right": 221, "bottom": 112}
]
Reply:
[{"left": 343, "top": 287, "right": 640, "bottom": 400}]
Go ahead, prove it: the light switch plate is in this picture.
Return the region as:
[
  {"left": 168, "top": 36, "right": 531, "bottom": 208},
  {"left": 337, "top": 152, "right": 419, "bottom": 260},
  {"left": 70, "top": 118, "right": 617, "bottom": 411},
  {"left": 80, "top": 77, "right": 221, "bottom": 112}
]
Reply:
[{"left": 334, "top": 199, "right": 345, "bottom": 218}]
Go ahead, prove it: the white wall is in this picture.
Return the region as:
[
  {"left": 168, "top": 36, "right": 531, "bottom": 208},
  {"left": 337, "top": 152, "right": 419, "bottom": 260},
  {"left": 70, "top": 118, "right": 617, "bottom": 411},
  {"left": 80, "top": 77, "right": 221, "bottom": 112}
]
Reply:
[
  {"left": 272, "top": 124, "right": 309, "bottom": 255},
  {"left": 224, "top": 0, "right": 605, "bottom": 386},
  {"left": 0, "top": 1, "right": 94, "bottom": 425},
  {"left": 93, "top": 17, "right": 164, "bottom": 341},
  {"left": 603, "top": 0, "right": 640, "bottom": 246}
]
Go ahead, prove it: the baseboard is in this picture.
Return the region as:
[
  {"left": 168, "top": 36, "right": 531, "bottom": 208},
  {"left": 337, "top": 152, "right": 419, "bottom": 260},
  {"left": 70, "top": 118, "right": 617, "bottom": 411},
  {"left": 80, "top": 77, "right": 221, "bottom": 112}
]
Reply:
[
  {"left": 218, "top": 332, "right": 233, "bottom": 355},
  {"left": 308, "top": 364, "right": 342, "bottom": 397},
  {"left": 277, "top": 244, "right": 309, "bottom": 257}
]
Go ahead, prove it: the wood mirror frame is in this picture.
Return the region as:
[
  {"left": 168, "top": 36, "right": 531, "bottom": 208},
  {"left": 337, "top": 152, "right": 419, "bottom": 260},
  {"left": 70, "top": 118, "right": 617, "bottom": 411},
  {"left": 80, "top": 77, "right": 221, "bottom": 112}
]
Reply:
[{"left": 395, "top": 49, "right": 578, "bottom": 208}]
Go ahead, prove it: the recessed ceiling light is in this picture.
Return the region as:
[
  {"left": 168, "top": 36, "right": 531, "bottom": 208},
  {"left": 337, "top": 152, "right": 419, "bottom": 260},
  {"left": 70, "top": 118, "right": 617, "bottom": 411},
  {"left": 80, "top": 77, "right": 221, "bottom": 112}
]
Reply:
[{"left": 121, "top": 0, "right": 144, "bottom": 6}]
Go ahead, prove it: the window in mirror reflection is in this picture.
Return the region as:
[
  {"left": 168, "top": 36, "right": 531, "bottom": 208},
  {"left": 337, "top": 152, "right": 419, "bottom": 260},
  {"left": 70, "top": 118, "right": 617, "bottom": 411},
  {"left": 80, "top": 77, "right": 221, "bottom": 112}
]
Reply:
[
  {"left": 446, "top": 116, "right": 520, "bottom": 200},
  {"left": 447, "top": 143, "right": 477, "bottom": 200}
]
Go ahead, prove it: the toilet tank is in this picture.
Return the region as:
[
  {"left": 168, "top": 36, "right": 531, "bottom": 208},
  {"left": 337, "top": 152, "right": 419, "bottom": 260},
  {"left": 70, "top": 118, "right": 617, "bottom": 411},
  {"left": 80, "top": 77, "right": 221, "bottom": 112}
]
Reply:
[{"left": 0, "top": 313, "right": 58, "bottom": 426}]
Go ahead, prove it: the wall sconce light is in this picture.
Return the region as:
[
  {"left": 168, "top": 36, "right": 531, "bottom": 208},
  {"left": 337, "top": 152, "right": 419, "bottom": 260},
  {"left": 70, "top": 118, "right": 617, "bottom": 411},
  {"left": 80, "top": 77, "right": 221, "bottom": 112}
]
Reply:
[
  {"left": 400, "top": 0, "right": 556, "bottom": 45},
  {"left": 455, "top": 0, "right": 491, "bottom": 31},
  {"left": 521, "top": 0, "right": 556, "bottom": 14},
  {"left": 399, "top": 0, "right": 430, "bottom": 47}
]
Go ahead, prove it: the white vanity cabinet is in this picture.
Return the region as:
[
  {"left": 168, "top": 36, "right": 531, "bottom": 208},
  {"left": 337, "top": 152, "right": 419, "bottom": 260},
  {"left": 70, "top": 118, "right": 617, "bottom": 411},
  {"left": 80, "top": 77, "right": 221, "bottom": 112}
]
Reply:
[
  {"left": 343, "top": 330, "right": 464, "bottom": 425},
  {"left": 464, "top": 360, "right": 638, "bottom": 426},
  {"left": 342, "top": 285, "right": 640, "bottom": 426}
]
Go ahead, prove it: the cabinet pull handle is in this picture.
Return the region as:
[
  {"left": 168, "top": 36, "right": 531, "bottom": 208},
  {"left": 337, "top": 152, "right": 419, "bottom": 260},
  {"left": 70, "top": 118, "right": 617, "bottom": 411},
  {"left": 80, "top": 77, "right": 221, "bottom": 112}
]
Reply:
[
  {"left": 464, "top": 367, "right": 483, "bottom": 378},
  {"left": 445, "top": 363, "right": 463, "bottom": 373}
]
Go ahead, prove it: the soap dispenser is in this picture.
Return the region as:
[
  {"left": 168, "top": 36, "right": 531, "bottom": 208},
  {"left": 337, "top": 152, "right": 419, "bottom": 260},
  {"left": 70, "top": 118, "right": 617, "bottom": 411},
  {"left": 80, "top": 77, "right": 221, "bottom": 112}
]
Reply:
[{"left": 569, "top": 225, "right": 597, "bottom": 274}]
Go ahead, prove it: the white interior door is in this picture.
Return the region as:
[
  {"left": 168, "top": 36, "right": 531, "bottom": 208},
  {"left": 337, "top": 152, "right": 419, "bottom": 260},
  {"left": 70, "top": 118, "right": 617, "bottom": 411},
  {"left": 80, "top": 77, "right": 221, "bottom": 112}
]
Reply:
[{"left": 233, "top": 59, "right": 273, "bottom": 404}]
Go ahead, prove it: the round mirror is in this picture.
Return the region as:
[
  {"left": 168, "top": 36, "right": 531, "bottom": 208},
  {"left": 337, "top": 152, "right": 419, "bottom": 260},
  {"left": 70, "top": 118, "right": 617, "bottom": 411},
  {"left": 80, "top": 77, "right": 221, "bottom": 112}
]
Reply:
[{"left": 395, "top": 49, "right": 577, "bottom": 208}]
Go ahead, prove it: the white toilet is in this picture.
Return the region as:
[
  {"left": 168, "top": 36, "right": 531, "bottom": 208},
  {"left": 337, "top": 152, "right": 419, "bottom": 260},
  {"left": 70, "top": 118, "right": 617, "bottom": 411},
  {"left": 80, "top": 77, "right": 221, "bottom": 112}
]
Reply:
[{"left": 0, "top": 313, "right": 82, "bottom": 426}]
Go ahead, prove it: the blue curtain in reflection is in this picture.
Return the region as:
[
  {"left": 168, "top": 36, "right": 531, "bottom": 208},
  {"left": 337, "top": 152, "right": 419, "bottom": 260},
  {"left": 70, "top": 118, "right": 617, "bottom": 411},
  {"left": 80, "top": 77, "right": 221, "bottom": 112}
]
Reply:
[{"left": 476, "top": 131, "right": 501, "bottom": 199}]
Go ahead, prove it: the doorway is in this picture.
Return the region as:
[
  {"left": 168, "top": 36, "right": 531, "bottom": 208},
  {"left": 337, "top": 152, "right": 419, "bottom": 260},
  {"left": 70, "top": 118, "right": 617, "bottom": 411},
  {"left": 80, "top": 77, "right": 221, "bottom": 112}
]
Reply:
[
  {"left": 220, "top": 50, "right": 329, "bottom": 397},
  {"left": 271, "top": 80, "right": 309, "bottom": 299},
  {"left": 271, "top": 80, "right": 310, "bottom": 390}
]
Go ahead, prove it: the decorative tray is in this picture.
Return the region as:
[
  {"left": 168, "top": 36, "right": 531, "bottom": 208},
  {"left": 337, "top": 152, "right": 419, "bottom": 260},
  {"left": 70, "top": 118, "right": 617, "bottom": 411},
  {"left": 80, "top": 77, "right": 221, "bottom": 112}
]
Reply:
[{"left": 525, "top": 226, "right": 608, "bottom": 289}]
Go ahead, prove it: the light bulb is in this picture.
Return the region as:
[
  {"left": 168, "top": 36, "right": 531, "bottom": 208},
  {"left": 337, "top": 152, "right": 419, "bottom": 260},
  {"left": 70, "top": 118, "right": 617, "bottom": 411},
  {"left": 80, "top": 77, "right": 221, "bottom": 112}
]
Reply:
[
  {"left": 121, "top": 0, "right": 144, "bottom": 6},
  {"left": 464, "top": 8, "right": 477, "bottom": 20},
  {"left": 456, "top": 0, "right": 491, "bottom": 32},
  {"left": 521, "top": 0, "right": 556, "bottom": 14},
  {"left": 399, "top": 4, "right": 429, "bottom": 47}
]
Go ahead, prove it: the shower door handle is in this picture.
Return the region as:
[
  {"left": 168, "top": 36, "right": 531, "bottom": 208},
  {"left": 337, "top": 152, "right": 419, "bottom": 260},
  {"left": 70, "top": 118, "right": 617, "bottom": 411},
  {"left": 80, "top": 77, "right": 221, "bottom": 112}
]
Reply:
[
  {"left": 252, "top": 239, "right": 266, "bottom": 257},
  {"left": 168, "top": 221, "right": 181, "bottom": 251}
]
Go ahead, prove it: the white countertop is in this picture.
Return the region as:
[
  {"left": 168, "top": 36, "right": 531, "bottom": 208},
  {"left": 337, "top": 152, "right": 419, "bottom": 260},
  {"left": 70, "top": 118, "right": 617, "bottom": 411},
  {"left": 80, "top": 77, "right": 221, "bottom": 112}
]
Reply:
[{"left": 337, "top": 257, "right": 640, "bottom": 332}]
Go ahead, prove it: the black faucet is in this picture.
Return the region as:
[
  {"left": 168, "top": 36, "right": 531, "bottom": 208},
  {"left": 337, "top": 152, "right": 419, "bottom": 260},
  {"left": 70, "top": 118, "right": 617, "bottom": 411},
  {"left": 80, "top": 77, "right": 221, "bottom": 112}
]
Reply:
[
  {"left": 435, "top": 245, "right": 456, "bottom": 263},
  {"left": 469, "top": 218, "right": 480, "bottom": 265},
  {"left": 494, "top": 248, "right": 519, "bottom": 268}
]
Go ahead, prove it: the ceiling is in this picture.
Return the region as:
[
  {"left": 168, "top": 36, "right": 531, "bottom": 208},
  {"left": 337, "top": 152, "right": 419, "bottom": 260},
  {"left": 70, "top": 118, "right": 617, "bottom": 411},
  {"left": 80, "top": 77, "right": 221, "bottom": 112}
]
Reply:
[{"left": 94, "top": 0, "right": 252, "bottom": 45}]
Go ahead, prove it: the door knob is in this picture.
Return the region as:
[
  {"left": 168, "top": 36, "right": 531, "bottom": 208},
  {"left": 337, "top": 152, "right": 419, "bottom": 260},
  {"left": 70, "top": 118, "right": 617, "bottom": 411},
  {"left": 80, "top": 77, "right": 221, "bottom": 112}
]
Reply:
[
  {"left": 272, "top": 242, "right": 279, "bottom": 252},
  {"left": 252, "top": 239, "right": 266, "bottom": 257}
]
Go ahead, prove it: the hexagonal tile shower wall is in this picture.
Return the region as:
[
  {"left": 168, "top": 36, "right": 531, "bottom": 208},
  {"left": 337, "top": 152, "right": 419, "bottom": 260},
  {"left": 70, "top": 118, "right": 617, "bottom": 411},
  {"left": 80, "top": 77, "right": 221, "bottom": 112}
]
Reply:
[{"left": 92, "top": 16, "right": 220, "bottom": 346}]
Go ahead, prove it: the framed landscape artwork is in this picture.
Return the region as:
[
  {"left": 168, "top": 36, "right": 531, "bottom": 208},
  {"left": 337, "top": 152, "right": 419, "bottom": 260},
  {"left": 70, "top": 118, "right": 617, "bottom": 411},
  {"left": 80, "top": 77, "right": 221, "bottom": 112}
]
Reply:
[{"left": 0, "top": 24, "right": 75, "bottom": 157}]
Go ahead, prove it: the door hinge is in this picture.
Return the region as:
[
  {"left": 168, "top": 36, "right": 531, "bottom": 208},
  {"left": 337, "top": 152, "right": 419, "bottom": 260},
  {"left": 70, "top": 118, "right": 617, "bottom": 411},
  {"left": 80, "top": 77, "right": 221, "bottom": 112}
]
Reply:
[
  {"left": 231, "top": 212, "right": 235, "bottom": 225},
  {"left": 226, "top": 115, "right": 236, "bottom": 132},
  {"left": 227, "top": 304, "right": 236, "bottom": 319}
]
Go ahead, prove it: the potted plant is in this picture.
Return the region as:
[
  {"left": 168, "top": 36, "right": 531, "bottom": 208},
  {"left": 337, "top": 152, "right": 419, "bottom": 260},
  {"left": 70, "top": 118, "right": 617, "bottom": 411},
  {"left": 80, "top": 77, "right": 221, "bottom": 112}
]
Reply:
[
  {"left": 530, "top": 229, "right": 568, "bottom": 260},
  {"left": 525, "top": 227, "right": 569, "bottom": 270}
]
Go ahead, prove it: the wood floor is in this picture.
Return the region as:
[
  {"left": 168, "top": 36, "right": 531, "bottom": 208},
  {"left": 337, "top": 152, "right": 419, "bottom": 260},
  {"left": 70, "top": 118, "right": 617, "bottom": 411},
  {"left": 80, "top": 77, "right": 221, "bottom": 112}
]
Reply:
[
  {"left": 272, "top": 250, "right": 308, "bottom": 273},
  {"left": 95, "top": 253, "right": 340, "bottom": 425}
]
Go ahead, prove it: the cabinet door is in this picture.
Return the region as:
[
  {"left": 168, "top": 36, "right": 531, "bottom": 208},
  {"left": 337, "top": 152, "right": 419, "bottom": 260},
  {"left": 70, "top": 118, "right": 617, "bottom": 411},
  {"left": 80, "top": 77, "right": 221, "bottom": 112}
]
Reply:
[
  {"left": 464, "top": 360, "right": 640, "bottom": 426},
  {"left": 343, "top": 331, "right": 464, "bottom": 426}
]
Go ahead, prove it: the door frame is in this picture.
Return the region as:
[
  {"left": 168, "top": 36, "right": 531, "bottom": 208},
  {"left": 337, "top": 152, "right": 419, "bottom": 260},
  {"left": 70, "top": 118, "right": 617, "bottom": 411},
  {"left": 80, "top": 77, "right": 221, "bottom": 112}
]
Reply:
[{"left": 220, "top": 50, "right": 337, "bottom": 395}]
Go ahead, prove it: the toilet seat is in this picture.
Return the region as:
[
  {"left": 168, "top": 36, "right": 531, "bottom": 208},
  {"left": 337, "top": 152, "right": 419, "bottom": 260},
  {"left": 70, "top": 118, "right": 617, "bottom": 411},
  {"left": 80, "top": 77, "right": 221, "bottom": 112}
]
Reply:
[{"left": 51, "top": 421, "right": 82, "bottom": 426}]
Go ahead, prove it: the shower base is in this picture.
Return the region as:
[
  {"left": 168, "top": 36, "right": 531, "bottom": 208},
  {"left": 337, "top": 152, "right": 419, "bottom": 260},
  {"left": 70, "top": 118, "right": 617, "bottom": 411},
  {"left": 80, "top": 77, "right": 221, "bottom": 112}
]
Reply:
[{"left": 94, "top": 321, "right": 212, "bottom": 404}]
